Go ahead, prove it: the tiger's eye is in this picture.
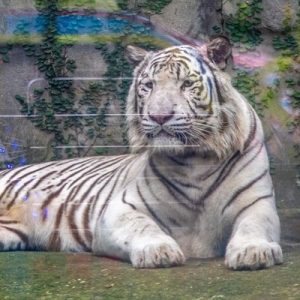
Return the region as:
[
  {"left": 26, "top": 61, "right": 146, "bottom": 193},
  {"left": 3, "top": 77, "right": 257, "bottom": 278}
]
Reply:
[
  {"left": 182, "top": 79, "right": 193, "bottom": 88},
  {"left": 145, "top": 81, "right": 153, "bottom": 89}
]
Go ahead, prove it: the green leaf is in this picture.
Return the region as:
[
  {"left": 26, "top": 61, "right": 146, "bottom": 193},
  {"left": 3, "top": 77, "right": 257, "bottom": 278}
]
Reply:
[
  {"left": 2, "top": 54, "right": 9, "bottom": 63},
  {"left": 15, "top": 95, "right": 26, "bottom": 103}
]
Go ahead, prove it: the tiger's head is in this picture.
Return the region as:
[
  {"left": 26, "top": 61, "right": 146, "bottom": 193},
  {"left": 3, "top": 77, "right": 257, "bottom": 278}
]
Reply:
[{"left": 126, "top": 42, "right": 254, "bottom": 159}]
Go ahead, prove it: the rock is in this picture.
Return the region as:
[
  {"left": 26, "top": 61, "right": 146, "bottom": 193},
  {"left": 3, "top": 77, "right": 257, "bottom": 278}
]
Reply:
[
  {"left": 151, "top": 0, "right": 223, "bottom": 40},
  {"left": 261, "top": 0, "right": 299, "bottom": 32},
  {"left": 223, "top": 0, "right": 300, "bottom": 32},
  {"left": 223, "top": 0, "right": 239, "bottom": 17},
  {"left": 0, "top": 0, "right": 35, "bottom": 9}
]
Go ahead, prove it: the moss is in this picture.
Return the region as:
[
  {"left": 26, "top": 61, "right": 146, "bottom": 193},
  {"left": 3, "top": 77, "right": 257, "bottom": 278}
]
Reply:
[
  {"left": 0, "top": 249, "right": 299, "bottom": 299},
  {"left": 276, "top": 56, "right": 293, "bottom": 72},
  {"left": 282, "top": 4, "right": 293, "bottom": 32}
]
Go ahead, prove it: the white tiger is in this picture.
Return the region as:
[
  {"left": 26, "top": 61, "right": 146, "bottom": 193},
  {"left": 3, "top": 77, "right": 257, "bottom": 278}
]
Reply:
[{"left": 0, "top": 42, "right": 282, "bottom": 270}]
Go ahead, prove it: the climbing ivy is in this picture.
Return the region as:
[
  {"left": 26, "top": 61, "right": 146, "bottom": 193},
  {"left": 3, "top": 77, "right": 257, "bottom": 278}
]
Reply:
[
  {"left": 224, "top": 0, "right": 263, "bottom": 48},
  {"left": 0, "top": 44, "right": 13, "bottom": 63},
  {"left": 10, "top": 0, "right": 165, "bottom": 163},
  {"left": 271, "top": 11, "right": 300, "bottom": 187},
  {"left": 273, "top": 35, "right": 298, "bottom": 54},
  {"left": 232, "top": 69, "right": 264, "bottom": 116},
  {"left": 14, "top": 0, "right": 82, "bottom": 160},
  {"left": 136, "top": 0, "right": 172, "bottom": 14},
  {"left": 116, "top": 0, "right": 172, "bottom": 14}
]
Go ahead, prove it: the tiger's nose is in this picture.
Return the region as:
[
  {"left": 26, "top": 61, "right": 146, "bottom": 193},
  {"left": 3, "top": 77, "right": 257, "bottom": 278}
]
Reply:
[{"left": 149, "top": 111, "right": 174, "bottom": 125}]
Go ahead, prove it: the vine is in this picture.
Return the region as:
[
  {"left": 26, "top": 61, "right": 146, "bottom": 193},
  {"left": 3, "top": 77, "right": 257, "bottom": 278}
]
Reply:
[
  {"left": 14, "top": 0, "right": 81, "bottom": 160},
  {"left": 271, "top": 10, "right": 300, "bottom": 187},
  {"left": 223, "top": 0, "right": 263, "bottom": 48},
  {"left": 9, "top": 0, "right": 166, "bottom": 163},
  {"left": 0, "top": 44, "right": 12, "bottom": 63},
  {"left": 232, "top": 69, "right": 264, "bottom": 116},
  {"left": 117, "top": 0, "right": 172, "bottom": 14}
]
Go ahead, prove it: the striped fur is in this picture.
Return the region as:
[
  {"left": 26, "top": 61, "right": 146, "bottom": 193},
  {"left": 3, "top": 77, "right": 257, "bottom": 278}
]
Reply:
[{"left": 0, "top": 45, "right": 282, "bottom": 270}]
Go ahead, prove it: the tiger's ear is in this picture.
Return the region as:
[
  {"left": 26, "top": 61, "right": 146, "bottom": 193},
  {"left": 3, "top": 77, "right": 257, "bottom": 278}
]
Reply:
[
  {"left": 206, "top": 36, "right": 232, "bottom": 70},
  {"left": 126, "top": 45, "right": 149, "bottom": 63}
]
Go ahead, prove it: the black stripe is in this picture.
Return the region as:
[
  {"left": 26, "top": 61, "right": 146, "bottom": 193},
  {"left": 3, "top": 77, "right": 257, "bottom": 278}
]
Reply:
[
  {"left": 186, "top": 99, "right": 198, "bottom": 116},
  {"left": 233, "top": 194, "right": 273, "bottom": 224},
  {"left": 6, "top": 165, "right": 33, "bottom": 182},
  {"left": 221, "top": 169, "right": 268, "bottom": 214},
  {"left": 66, "top": 170, "right": 112, "bottom": 205},
  {"left": 166, "top": 155, "right": 188, "bottom": 166},
  {"left": 6, "top": 178, "right": 35, "bottom": 210},
  {"left": 197, "top": 151, "right": 241, "bottom": 204},
  {"left": 83, "top": 195, "right": 95, "bottom": 244},
  {"left": 57, "top": 161, "right": 99, "bottom": 188},
  {"left": 96, "top": 163, "right": 129, "bottom": 220},
  {"left": 67, "top": 156, "right": 127, "bottom": 190},
  {"left": 90, "top": 172, "right": 115, "bottom": 215},
  {"left": 207, "top": 77, "right": 213, "bottom": 100},
  {"left": 0, "top": 164, "right": 54, "bottom": 201},
  {"left": 243, "top": 108, "right": 257, "bottom": 150},
  {"left": 176, "top": 62, "right": 181, "bottom": 79},
  {"left": 73, "top": 156, "right": 126, "bottom": 182},
  {"left": 0, "top": 220, "right": 19, "bottom": 224},
  {"left": 236, "top": 142, "right": 264, "bottom": 174},
  {"left": 54, "top": 157, "right": 82, "bottom": 167},
  {"left": 13, "top": 162, "right": 57, "bottom": 182},
  {"left": 119, "top": 157, "right": 136, "bottom": 187},
  {"left": 197, "top": 161, "right": 227, "bottom": 181},
  {"left": 0, "top": 170, "right": 10, "bottom": 176},
  {"left": 149, "top": 157, "right": 198, "bottom": 210},
  {"left": 173, "top": 177, "right": 202, "bottom": 191},
  {"left": 212, "top": 73, "right": 225, "bottom": 105},
  {"left": 33, "top": 170, "right": 56, "bottom": 186},
  {"left": 122, "top": 190, "right": 136, "bottom": 210},
  {"left": 47, "top": 203, "right": 64, "bottom": 250},
  {"left": 136, "top": 183, "right": 171, "bottom": 234},
  {"left": 197, "top": 57, "right": 206, "bottom": 74},
  {"left": 144, "top": 168, "right": 166, "bottom": 204},
  {"left": 58, "top": 158, "right": 98, "bottom": 176},
  {"left": 41, "top": 183, "right": 69, "bottom": 212},
  {"left": 175, "top": 59, "right": 189, "bottom": 70},
  {"left": 191, "top": 99, "right": 209, "bottom": 110},
  {"left": 67, "top": 202, "right": 91, "bottom": 252},
  {"left": 3, "top": 226, "right": 28, "bottom": 245}
]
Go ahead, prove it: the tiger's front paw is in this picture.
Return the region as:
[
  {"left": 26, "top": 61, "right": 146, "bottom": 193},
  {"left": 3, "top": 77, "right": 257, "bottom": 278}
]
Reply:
[
  {"left": 225, "top": 241, "right": 283, "bottom": 270},
  {"left": 130, "top": 236, "right": 185, "bottom": 268}
]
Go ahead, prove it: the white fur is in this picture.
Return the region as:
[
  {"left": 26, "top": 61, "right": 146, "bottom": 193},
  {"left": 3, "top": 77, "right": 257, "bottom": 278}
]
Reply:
[{"left": 0, "top": 46, "right": 282, "bottom": 270}]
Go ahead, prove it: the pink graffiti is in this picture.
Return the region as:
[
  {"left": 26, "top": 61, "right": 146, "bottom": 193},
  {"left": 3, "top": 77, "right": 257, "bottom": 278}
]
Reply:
[{"left": 232, "top": 49, "right": 273, "bottom": 68}]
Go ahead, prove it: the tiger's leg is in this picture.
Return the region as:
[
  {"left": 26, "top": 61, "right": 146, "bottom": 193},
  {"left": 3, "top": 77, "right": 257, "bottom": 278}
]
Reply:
[
  {"left": 0, "top": 218, "right": 29, "bottom": 250},
  {"left": 225, "top": 198, "right": 283, "bottom": 270},
  {"left": 92, "top": 201, "right": 185, "bottom": 268}
]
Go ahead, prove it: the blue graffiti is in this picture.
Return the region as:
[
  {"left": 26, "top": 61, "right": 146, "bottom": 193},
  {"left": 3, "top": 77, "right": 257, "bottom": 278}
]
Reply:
[
  {"left": 19, "top": 156, "right": 27, "bottom": 166},
  {"left": 6, "top": 163, "right": 14, "bottom": 169},
  {"left": 7, "top": 14, "right": 153, "bottom": 37},
  {"left": 22, "top": 195, "right": 29, "bottom": 201},
  {"left": 11, "top": 140, "right": 20, "bottom": 151}
]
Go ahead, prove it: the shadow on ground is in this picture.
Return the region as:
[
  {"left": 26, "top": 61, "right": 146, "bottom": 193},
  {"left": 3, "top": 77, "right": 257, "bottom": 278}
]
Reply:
[{"left": 0, "top": 248, "right": 299, "bottom": 299}]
